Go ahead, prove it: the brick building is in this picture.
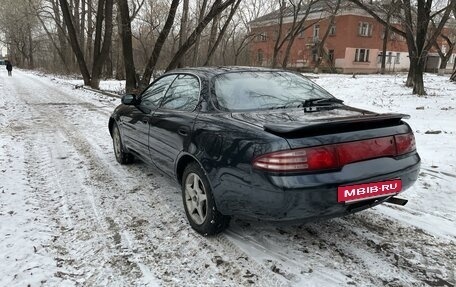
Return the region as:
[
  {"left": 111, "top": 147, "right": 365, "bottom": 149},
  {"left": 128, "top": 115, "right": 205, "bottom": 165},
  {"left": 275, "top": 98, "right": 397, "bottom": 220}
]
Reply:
[{"left": 250, "top": 1, "right": 456, "bottom": 73}]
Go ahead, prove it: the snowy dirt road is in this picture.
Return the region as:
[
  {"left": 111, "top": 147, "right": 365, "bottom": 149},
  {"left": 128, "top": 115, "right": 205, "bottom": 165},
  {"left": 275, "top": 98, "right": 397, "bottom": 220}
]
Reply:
[{"left": 0, "top": 70, "right": 455, "bottom": 287}]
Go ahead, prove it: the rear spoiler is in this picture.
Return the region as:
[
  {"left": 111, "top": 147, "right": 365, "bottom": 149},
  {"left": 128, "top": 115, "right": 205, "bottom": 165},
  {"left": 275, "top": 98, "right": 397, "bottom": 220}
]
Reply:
[{"left": 263, "top": 113, "right": 410, "bottom": 135}]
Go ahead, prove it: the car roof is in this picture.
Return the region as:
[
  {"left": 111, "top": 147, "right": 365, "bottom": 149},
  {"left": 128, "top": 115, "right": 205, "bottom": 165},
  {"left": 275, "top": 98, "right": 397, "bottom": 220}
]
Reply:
[{"left": 164, "top": 66, "right": 288, "bottom": 78}]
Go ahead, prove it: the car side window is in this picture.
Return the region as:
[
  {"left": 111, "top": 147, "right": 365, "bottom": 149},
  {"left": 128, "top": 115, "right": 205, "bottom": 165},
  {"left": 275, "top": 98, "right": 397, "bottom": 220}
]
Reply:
[
  {"left": 160, "top": 74, "right": 200, "bottom": 111},
  {"left": 140, "top": 75, "right": 177, "bottom": 110}
]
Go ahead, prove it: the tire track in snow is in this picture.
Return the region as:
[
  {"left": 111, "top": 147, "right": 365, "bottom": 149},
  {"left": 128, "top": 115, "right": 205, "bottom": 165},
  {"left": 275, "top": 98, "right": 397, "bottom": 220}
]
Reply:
[
  {"left": 11, "top": 70, "right": 284, "bottom": 286},
  {"left": 225, "top": 210, "right": 455, "bottom": 287},
  {"left": 10, "top": 75, "right": 149, "bottom": 285}
]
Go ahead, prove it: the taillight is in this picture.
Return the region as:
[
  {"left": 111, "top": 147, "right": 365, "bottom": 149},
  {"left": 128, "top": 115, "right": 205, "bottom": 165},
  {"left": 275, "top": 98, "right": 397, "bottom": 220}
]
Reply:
[
  {"left": 252, "top": 147, "right": 338, "bottom": 172},
  {"left": 336, "top": 137, "right": 396, "bottom": 166},
  {"left": 252, "top": 133, "right": 416, "bottom": 172},
  {"left": 394, "top": 133, "right": 416, "bottom": 155},
  {"left": 252, "top": 150, "right": 309, "bottom": 171}
]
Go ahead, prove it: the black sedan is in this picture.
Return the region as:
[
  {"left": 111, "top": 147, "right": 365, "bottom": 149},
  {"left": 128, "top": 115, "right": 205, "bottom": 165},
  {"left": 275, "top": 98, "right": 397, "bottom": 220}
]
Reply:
[{"left": 109, "top": 67, "right": 420, "bottom": 235}]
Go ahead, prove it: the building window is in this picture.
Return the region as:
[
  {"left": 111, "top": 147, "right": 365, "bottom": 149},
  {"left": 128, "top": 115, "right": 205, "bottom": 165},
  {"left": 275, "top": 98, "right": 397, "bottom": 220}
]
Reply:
[
  {"left": 387, "top": 52, "right": 392, "bottom": 64},
  {"left": 257, "top": 49, "right": 264, "bottom": 65},
  {"left": 377, "top": 52, "right": 383, "bottom": 64},
  {"left": 256, "top": 32, "right": 267, "bottom": 42},
  {"left": 390, "top": 32, "right": 396, "bottom": 40},
  {"left": 450, "top": 54, "right": 456, "bottom": 64},
  {"left": 313, "top": 24, "right": 320, "bottom": 40},
  {"left": 328, "top": 49, "right": 335, "bottom": 64},
  {"left": 312, "top": 47, "right": 318, "bottom": 62},
  {"left": 395, "top": 53, "right": 400, "bottom": 64},
  {"left": 355, "top": 48, "right": 370, "bottom": 62},
  {"left": 273, "top": 30, "right": 279, "bottom": 41},
  {"left": 329, "top": 24, "right": 336, "bottom": 36},
  {"left": 358, "top": 22, "right": 372, "bottom": 37}
]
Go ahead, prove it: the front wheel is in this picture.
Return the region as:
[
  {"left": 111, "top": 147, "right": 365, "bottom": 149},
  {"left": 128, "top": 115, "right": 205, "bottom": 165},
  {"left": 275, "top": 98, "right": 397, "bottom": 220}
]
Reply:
[{"left": 182, "top": 163, "right": 230, "bottom": 235}]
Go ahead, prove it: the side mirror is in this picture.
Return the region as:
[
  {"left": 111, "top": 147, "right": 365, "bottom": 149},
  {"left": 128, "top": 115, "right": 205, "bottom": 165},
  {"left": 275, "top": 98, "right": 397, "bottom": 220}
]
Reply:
[{"left": 121, "top": 94, "right": 137, "bottom": 105}]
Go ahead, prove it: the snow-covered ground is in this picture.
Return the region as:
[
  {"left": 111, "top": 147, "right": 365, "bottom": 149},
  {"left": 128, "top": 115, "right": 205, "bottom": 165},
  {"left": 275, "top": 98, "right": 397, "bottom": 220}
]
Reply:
[{"left": 0, "top": 70, "right": 455, "bottom": 286}]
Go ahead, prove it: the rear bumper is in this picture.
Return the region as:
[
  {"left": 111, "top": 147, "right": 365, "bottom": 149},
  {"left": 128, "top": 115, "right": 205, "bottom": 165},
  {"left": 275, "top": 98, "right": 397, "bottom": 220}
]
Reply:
[{"left": 212, "top": 153, "right": 420, "bottom": 220}]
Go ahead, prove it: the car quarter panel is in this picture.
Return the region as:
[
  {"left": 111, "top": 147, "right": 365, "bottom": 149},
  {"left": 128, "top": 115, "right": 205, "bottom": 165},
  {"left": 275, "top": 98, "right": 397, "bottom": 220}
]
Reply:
[{"left": 189, "top": 113, "right": 291, "bottom": 210}]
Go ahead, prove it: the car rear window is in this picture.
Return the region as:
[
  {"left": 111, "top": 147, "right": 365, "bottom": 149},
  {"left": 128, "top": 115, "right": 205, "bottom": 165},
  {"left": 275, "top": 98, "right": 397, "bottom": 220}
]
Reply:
[{"left": 214, "top": 71, "right": 334, "bottom": 111}]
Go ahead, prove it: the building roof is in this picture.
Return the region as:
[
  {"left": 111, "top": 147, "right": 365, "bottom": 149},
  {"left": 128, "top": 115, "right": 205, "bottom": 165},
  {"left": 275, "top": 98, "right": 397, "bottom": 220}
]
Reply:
[{"left": 250, "top": 0, "right": 357, "bottom": 25}]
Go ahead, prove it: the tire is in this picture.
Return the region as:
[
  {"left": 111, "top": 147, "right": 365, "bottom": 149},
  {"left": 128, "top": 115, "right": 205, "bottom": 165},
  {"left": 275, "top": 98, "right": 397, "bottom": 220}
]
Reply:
[
  {"left": 111, "top": 123, "right": 134, "bottom": 164},
  {"left": 182, "top": 162, "right": 230, "bottom": 235}
]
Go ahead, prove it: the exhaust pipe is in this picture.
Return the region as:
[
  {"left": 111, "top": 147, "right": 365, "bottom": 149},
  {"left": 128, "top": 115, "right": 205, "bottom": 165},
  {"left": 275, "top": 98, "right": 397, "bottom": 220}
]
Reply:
[{"left": 386, "top": 197, "right": 408, "bottom": 206}]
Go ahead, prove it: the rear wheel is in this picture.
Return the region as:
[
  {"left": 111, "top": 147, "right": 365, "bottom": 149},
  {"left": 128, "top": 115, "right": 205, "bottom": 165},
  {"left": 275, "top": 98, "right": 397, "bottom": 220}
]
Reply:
[
  {"left": 182, "top": 163, "right": 230, "bottom": 235},
  {"left": 112, "top": 123, "right": 133, "bottom": 164}
]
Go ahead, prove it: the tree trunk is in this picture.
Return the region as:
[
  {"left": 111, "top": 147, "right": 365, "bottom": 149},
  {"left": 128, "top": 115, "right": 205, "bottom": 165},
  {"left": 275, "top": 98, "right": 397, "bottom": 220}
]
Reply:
[
  {"left": 177, "top": 0, "right": 189, "bottom": 68},
  {"left": 450, "top": 59, "right": 456, "bottom": 81},
  {"left": 86, "top": 0, "right": 94, "bottom": 71},
  {"left": 59, "top": 0, "right": 91, "bottom": 85},
  {"left": 412, "top": 56, "right": 426, "bottom": 95},
  {"left": 80, "top": 0, "right": 86, "bottom": 54},
  {"left": 117, "top": 0, "right": 137, "bottom": 92},
  {"left": 192, "top": 0, "right": 209, "bottom": 66},
  {"left": 206, "top": 13, "right": 220, "bottom": 65},
  {"left": 450, "top": 68, "right": 456, "bottom": 81},
  {"left": 26, "top": 11, "right": 34, "bottom": 69},
  {"left": 381, "top": 26, "right": 389, "bottom": 74},
  {"left": 74, "top": 0, "right": 80, "bottom": 37},
  {"left": 105, "top": 49, "right": 113, "bottom": 78},
  {"left": 51, "top": 0, "right": 72, "bottom": 72},
  {"left": 282, "top": 37, "right": 294, "bottom": 69},
  {"left": 91, "top": 0, "right": 114, "bottom": 89},
  {"left": 271, "top": 3, "right": 285, "bottom": 69},
  {"left": 406, "top": 56, "right": 415, "bottom": 87}
]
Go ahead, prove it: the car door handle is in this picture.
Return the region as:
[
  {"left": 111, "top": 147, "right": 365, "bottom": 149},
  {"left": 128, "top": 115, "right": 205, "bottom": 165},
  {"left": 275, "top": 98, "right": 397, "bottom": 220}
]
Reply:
[{"left": 178, "top": 128, "right": 189, "bottom": 136}]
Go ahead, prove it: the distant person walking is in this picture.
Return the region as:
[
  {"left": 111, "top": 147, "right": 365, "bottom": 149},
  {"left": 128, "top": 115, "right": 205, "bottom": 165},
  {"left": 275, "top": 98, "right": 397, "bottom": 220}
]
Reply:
[{"left": 6, "top": 61, "right": 12, "bottom": 76}]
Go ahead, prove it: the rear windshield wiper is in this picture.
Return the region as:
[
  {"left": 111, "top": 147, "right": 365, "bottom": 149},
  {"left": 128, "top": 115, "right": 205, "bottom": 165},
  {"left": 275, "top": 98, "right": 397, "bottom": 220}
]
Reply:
[
  {"left": 301, "top": 98, "right": 344, "bottom": 113},
  {"left": 266, "top": 98, "right": 343, "bottom": 111}
]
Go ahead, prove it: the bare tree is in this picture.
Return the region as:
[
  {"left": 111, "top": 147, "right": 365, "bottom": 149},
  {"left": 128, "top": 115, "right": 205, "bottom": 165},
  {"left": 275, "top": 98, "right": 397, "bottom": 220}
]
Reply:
[
  {"left": 59, "top": 0, "right": 114, "bottom": 88},
  {"left": 433, "top": 30, "right": 455, "bottom": 75},
  {"left": 313, "top": 0, "right": 341, "bottom": 72},
  {"left": 270, "top": 0, "right": 321, "bottom": 68},
  {"left": 139, "top": 0, "right": 180, "bottom": 88},
  {"left": 178, "top": 0, "right": 189, "bottom": 67},
  {"left": 117, "top": 0, "right": 137, "bottom": 92},
  {"left": 0, "top": 0, "right": 39, "bottom": 68},
  {"left": 350, "top": 0, "right": 456, "bottom": 95},
  {"left": 166, "top": 0, "right": 238, "bottom": 71},
  {"left": 28, "top": 0, "right": 69, "bottom": 72},
  {"left": 192, "top": 0, "right": 209, "bottom": 66},
  {"left": 204, "top": 0, "right": 242, "bottom": 66},
  {"left": 377, "top": 0, "right": 401, "bottom": 74}
]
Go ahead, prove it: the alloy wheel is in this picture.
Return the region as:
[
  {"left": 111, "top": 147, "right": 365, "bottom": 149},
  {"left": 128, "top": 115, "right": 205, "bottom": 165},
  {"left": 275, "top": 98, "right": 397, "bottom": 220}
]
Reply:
[{"left": 184, "top": 173, "right": 208, "bottom": 225}]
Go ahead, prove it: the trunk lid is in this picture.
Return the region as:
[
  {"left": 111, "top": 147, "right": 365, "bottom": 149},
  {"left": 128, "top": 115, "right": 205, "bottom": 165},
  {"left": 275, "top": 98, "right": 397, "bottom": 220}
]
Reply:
[{"left": 230, "top": 106, "right": 410, "bottom": 148}]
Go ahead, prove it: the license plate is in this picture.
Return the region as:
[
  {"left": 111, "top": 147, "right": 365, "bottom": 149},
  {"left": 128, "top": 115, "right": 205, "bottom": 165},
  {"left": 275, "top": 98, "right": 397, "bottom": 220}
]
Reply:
[{"left": 338, "top": 179, "right": 402, "bottom": 203}]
